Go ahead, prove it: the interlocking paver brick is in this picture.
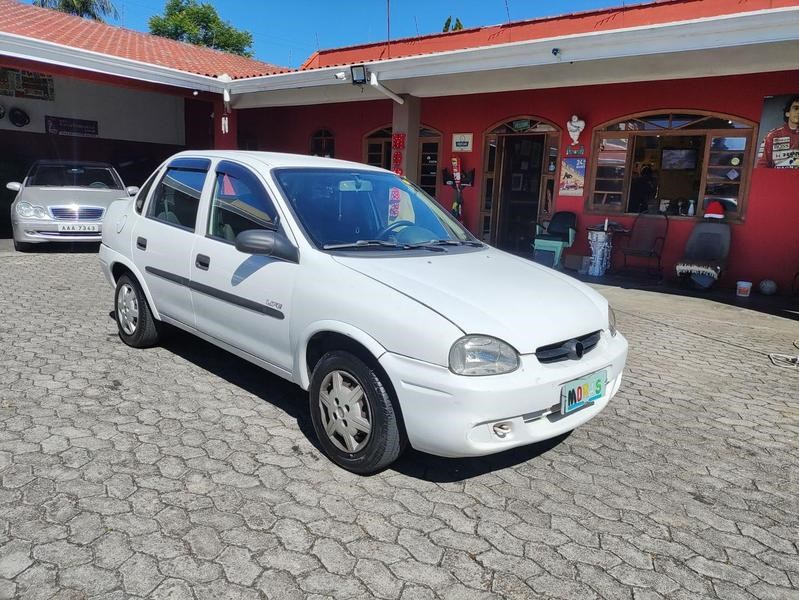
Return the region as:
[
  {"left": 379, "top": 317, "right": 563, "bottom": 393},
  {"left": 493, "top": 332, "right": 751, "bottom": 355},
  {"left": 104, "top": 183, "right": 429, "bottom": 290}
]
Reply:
[{"left": 1, "top": 253, "right": 798, "bottom": 599}]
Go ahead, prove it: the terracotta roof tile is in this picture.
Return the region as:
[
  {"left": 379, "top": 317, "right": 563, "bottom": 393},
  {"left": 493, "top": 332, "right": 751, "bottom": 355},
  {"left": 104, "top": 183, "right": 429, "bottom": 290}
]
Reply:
[
  {"left": 0, "top": 0, "right": 285, "bottom": 78},
  {"left": 302, "top": 0, "right": 799, "bottom": 69}
]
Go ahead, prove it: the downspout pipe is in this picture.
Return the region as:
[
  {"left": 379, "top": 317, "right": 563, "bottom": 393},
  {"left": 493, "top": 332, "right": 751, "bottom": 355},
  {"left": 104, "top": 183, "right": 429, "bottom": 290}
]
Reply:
[{"left": 369, "top": 72, "right": 404, "bottom": 105}]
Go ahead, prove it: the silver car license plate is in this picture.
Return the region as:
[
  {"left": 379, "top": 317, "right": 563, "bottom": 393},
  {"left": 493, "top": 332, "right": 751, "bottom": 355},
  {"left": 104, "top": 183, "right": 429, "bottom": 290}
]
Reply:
[{"left": 57, "top": 223, "right": 100, "bottom": 233}]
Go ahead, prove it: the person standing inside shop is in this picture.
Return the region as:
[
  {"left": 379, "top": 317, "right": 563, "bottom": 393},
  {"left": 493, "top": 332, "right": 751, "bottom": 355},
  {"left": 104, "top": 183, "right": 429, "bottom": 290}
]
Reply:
[
  {"left": 756, "top": 95, "right": 799, "bottom": 169},
  {"left": 629, "top": 165, "right": 658, "bottom": 212}
]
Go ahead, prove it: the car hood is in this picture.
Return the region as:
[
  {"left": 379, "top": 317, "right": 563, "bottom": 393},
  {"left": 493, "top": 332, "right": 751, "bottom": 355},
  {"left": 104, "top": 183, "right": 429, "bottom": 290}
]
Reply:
[
  {"left": 332, "top": 248, "right": 608, "bottom": 354},
  {"left": 17, "top": 187, "right": 129, "bottom": 208}
]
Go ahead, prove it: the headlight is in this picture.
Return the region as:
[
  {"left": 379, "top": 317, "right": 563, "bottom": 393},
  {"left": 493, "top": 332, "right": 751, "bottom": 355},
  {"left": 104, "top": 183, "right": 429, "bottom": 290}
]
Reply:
[
  {"left": 15, "top": 202, "right": 48, "bottom": 219},
  {"left": 16, "top": 202, "right": 34, "bottom": 218},
  {"left": 608, "top": 306, "right": 618, "bottom": 337},
  {"left": 449, "top": 335, "right": 520, "bottom": 376}
]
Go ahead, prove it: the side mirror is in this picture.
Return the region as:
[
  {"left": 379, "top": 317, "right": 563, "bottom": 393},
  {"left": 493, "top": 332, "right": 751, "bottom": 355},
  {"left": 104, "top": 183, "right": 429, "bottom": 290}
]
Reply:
[
  {"left": 126, "top": 186, "right": 140, "bottom": 196},
  {"left": 235, "top": 229, "right": 299, "bottom": 263},
  {"left": 6, "top": 182, "right": 21, "bottom": 192}
]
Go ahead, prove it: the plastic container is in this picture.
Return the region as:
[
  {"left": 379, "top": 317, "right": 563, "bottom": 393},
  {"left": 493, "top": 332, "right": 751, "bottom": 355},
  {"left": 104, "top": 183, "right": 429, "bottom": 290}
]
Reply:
[{"left": 736, "top": 281, "right": 752, "bottom": 297}]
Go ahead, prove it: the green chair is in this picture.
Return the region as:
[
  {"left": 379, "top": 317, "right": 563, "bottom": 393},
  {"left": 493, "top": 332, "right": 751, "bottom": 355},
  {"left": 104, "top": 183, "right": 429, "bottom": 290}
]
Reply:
[{"left": 532, "top": 211, "right": 577, "bottom": 268}]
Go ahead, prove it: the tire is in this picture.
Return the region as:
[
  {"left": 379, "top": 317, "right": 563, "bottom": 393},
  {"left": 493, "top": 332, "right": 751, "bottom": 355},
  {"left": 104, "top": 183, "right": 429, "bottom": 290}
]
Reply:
[
  {"left": 309, "top": 351, "right": 403, "bottom": 474},
  {"left": 114, "top": 274, "right": 161, "bottom": 348},
  {"left": 13, "top": 240, "right": 32, "bottom": 252}
]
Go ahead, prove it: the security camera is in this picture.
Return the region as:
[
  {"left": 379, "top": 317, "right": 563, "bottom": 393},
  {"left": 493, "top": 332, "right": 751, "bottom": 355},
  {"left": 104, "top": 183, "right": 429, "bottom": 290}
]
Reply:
[
  {"left": 334, "top": 71, "right": 347, "bottom": 80},
  {"left": 552, "top": 47, "right": 560, "bottom": 56}
]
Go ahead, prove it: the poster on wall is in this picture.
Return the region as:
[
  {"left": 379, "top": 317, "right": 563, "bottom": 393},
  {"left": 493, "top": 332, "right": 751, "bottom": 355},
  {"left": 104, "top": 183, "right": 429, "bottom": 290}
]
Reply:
[
  {"left": 0, "top": 68, "right": 55, "bottom": 101},
  {"left": 559, "top": 157, "right": 585, "bottom": 196},
  {"left": 756, "top": 94, "right": 799, "bottom": 169},
  {"left": 45, "top": 115, "right": 98, "bottom": 137}
]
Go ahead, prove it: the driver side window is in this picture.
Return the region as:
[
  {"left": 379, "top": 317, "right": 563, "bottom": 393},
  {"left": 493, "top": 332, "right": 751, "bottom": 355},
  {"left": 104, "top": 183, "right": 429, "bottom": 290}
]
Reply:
[{"left": 207, "top": 161, "right": 279, "bottom": 243}]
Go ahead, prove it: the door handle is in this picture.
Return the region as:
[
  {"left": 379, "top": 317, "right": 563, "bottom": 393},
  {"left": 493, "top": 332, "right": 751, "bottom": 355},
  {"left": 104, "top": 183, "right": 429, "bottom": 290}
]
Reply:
[
  {"left": 195, "top": 254, "right": 210, "bottom": 270},
  {"left": 136, "top": 237, "right": 147, "bottom": 250}
]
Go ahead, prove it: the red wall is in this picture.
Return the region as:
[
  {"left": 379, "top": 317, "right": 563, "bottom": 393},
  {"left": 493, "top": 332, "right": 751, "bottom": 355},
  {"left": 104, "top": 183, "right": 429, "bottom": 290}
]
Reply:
[{"left": 238, "top": 70, "right": 799, "bottom": 291}]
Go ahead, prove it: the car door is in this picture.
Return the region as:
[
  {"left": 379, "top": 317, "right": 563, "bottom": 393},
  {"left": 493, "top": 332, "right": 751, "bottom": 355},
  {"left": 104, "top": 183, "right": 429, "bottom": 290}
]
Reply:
[
  {"left": 190, "top": 159, "right": 298, "bottom": 373},
  {"left": 132, "top": 158, "right": 211, "bottom": 328}
]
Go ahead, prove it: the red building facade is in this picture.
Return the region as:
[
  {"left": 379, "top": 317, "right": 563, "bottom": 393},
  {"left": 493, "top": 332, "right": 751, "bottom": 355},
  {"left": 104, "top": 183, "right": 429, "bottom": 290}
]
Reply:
[{"left": 237, "top": 69, "right": 799, "bottom": 289}]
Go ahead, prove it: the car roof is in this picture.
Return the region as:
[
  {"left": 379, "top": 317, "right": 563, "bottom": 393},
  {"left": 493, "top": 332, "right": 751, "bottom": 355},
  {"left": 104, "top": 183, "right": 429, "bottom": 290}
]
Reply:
[{"left": 167, "top": 150, "right": 388, "bottom": 173}]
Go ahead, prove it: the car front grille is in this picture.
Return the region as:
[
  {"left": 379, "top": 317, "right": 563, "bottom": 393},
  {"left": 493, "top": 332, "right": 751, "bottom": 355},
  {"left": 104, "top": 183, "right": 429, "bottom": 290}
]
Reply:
[
  {"left": 50, "top": 206, "right": 105, "bottom": 220},
  {"left": 535, "top": 330, "right": 601, "bottom": 364}
]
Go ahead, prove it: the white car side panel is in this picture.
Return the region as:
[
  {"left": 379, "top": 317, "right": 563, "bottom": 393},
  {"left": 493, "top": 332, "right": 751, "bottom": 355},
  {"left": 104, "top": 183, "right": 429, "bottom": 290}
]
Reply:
[
  {"left": 289, "top": 252, "right": 463, "bottom": 371},
  {"left": 190, "top": 235, "right": 298, "bottom": 371}
]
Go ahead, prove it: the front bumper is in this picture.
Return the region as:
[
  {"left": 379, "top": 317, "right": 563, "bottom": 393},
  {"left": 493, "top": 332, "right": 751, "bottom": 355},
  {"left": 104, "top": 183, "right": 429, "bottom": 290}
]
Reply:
[
  {"left": 12, "top": 219, "right": 103, "bottom": 243},
  {"left": 380, "top": 331, "right": 628, "bottom": 457}
]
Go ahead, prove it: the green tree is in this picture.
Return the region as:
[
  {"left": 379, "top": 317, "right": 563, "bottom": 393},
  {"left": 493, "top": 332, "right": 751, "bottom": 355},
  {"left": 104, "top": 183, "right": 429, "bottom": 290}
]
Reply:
[
  {"left": 32, "top": 0, "right": 119, "bottom": 21},
  {"left": 442, "top": 16, "right": 463, "bottom": 32},
  {"left": 149, "top": 0, "right": 253, "bottom": 57}
]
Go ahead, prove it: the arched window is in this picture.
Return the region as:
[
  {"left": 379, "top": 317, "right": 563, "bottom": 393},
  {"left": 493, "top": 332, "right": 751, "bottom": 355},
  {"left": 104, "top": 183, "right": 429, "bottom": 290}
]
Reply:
[
  {"left": 588, "top": 112, "right": 756, "bottom": 219},
  {"left": 310, "top": 129, "right": 335, "bottom": 158}
]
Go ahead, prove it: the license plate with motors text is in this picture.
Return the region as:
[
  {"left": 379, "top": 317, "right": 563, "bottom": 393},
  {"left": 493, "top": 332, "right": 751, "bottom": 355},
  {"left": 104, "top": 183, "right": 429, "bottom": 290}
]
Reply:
[
  {"left": 57, "top": 223, "right": 100, "bottom": 232},
  {"left": 560, "top": 369, "right": 607, "bottom": 415}
]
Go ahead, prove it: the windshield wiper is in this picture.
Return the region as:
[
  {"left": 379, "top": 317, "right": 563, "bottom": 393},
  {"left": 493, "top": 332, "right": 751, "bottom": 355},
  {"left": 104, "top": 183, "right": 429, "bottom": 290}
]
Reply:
[
  {"left": 407, "top": 239, "right": 484, "bottom": 248},
  {"left": 323, "top": 240, "right": 446, "bottom": 252},
  {"left": 324, "top": 240, "right": 401, "bottom": 250}
]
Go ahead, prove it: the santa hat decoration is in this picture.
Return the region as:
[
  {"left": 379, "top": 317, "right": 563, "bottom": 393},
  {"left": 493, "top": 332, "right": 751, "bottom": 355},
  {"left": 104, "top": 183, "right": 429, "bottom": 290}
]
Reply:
[{"left": 704, "top": 200, "right": 725, "bottom": 219}]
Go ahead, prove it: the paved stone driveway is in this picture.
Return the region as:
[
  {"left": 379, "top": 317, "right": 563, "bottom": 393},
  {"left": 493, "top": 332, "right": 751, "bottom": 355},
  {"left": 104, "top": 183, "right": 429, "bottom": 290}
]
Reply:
[{"left": 0, "top": 252, "right": 797, "bottom": 600}]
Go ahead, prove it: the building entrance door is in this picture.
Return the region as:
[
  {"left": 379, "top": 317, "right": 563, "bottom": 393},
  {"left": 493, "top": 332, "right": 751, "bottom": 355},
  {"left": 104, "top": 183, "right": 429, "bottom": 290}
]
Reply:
[
  {"left": 479, "top": 118, "right": 560, "bottom": 251},
  {"left": 495, "top": 134, "right": 545, "bottom": 252}
]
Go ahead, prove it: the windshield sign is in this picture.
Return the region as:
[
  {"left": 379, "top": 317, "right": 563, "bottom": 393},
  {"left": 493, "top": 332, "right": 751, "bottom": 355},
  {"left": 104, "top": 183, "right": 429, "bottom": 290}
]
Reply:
[{"left": 274, "top": 169, "right": 479, "bottom": 251}]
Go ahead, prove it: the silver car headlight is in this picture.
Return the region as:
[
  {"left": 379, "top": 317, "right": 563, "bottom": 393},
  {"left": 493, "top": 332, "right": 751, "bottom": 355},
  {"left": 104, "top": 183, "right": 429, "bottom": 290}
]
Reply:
[
  {"left": 16, "top": 202, "right": 34, "bottom": 218},
  {"left": 449, "top": 335, "right": 520, "bottom": 376},
  {"left": 608, "top": 306, "right": 618, "bottom": 337},
  {"left": 15, "top": 202, "right": 48, "bottom": 219}
]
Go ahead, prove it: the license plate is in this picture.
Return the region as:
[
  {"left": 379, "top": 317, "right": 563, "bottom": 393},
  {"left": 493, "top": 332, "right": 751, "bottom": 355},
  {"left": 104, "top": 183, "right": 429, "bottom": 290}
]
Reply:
[
  {"left": 57, "top": 223, "right": 100, "bottom": 233},
  {"left": 560, "top": 369, "right": 607, "bottom": 415}
]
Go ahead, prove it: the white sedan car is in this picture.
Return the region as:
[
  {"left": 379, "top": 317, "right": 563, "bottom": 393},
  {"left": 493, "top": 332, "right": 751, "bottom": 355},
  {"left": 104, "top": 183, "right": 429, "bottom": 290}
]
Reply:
[{"left": 99, "top": 151, "right": 628, "bottom": 473}]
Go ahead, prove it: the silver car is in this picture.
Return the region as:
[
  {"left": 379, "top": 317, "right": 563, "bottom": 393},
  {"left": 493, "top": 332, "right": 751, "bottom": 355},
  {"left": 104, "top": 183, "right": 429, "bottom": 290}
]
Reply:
[{"left": 7, "top": 160, "right": 138, "bottom": 251}]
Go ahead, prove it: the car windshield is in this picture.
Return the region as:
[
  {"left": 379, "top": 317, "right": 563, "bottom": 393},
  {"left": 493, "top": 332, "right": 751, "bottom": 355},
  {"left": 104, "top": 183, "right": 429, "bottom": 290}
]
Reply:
[
  {"left": 28, "top": 165, "right": 123, "bottom": 190},
  {"left": 274, "top": 168, "right": 479, "bottom": 250}
]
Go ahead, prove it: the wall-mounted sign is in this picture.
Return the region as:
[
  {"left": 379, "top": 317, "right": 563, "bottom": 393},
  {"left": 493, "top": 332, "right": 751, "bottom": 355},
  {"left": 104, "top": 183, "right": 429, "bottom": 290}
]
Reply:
[
  {"left": 0, "top": 68, "right": 55, "bottom": 101},
  {"left": 45, "top": 115, "right": 98, "bottom": 137},
  {"left": 452, "top": 133, "right": 473, "bottom": 152},
  {"left": 559, "top": 157, "right": 586, "bottom": 196},
  {"left": 566, "top": 144, "right": 585, "bottom": 156}
]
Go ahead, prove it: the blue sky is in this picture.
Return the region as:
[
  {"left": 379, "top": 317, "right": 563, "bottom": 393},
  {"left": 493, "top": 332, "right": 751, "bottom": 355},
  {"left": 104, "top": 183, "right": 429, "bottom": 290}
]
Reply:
[{"left": 111, "top": 0, "right": 628, "bottom": 68}]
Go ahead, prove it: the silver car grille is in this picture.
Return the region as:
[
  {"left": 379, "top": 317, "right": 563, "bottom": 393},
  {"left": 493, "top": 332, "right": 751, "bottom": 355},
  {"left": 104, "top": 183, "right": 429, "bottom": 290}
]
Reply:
[{"left": 49, "top": 206, "right": 105, "bottom": 220}]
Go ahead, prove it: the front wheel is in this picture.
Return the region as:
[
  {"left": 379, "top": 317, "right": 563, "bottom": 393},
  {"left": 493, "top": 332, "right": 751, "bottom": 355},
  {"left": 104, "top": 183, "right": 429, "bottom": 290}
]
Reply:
[
  {"left": 115, "top": 274, "right": 161, "bottom": 348},
  {"left": 309, "top": 351, "right": 403, "bottom": 474}
]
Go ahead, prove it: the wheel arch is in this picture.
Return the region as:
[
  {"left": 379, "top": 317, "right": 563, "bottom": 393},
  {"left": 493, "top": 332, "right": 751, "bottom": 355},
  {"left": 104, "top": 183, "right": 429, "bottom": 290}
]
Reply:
[
  {"left": 300, "top": 322, "right": 408, "bottom": 446},
  {"left": 109, "top": 258, "right": 161, "bottom": 320}
]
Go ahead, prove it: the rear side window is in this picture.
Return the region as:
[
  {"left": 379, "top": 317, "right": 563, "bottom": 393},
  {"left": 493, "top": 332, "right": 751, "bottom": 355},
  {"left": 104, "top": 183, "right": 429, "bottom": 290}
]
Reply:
[
  {"left": 207, "top": 160, "right": 278, "bottom": 242},
  {"left": 147, "top": 164, "right": 208, "bottom": 231},
  {"left": 134, "top": 171, "right": 158, "bottom": 214}
]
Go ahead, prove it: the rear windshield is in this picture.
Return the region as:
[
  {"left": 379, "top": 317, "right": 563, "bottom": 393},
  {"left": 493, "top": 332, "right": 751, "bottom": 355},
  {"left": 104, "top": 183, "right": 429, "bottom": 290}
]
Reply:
[{"left": 28, "top": 165, "right": 123, "bottom": 189}]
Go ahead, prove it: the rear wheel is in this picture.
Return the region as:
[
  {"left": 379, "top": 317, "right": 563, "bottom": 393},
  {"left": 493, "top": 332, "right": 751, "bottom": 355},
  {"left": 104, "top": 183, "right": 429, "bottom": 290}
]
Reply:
[
  {"left": 115, "top": 274, "right": 160, "bottom": 348},
  {"left": 309, "top": 351, "right": 403, "bottom": 474}
]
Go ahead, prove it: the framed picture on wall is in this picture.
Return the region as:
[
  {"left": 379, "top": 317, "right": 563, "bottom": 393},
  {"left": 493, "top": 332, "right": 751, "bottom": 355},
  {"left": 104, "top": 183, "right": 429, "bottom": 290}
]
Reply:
[{"left": 756, "top": 94, "right": 799, "bottom": 169}]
